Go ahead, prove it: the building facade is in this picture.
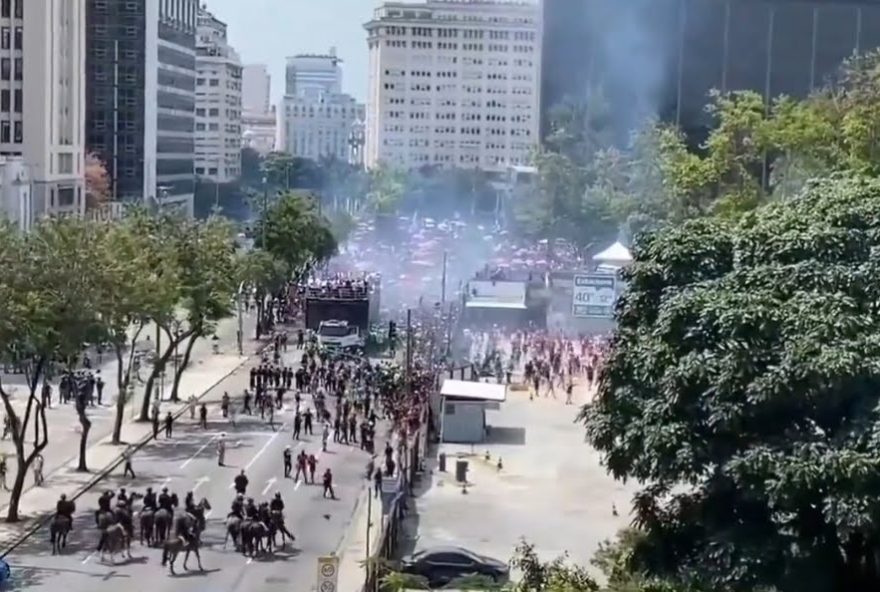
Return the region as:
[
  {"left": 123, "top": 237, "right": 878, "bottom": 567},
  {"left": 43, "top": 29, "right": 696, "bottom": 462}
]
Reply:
[
  {"left": 0, "top": 156, "right": 32, "bottom": 230},
  {"left": 364, "top": 0, "right": 542, "bottom": 172},
  {"left": 541, "top": 0, "right": 880, "bottom": 141},
  {"left": 195, "top": 7, "right": 241, "bottom": 183},
  {"left": 280, "top": 93, "right": 364, "bottom": 161},
  {"left": 285, "top": 49, "right": 342, "bottom": 97},
  {"left": 279, "top": 49, "right": 364, "bottom": 162},
  {"left": 86, "top": 0, "right": 197, "bottom": 216},
  {"left": 15, "top": 0, "right": 86, "bottom": 218},
  {"left": 242, "top": 63, "right": 270, "bottom": 114},
  {"left": 242, "top": 108, "right": 277, "bottom": 156},
  {"left": 154, "top": 0, "right": 197, "bottom": 214}
]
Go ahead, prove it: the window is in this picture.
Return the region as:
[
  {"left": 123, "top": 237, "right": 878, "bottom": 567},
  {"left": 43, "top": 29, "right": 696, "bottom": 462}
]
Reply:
[
  {"left": 13, "top": 58, "right": 21, "bottom": 81},
  {"left": 0, "top": 120, "right": 8, "bottom": 143},
  {"left": 0, "top": 0, "right": 8, "bottom": 18},
  {"left": 58, "top": 153, "right": 73, "bottom": 174},
  {"left": 1, "top": 28, "right": 8, "bottom": 50},
  {"left": 208, "top": 108, "right": 218, "bottom": 117},
  {"left": 1, "top": 59, "right": 10, "bottom": 81},
  {"left": 209, "top": 79, "right": 219, "bottom": 87},
  {"left": 13, "top": 120, "right": 21, "bottom": 143},
  {"left": 13, "top": 27, "right": 21, "bottom": 50},
  {"left": 0, "top": 90, "right": 8, "bottom": 111},
  {"left": 13, "top": 0, "right": 21, "bottom": 19},
  {"left": 13, "top": 89, "right": 19, "bottom": 113}
]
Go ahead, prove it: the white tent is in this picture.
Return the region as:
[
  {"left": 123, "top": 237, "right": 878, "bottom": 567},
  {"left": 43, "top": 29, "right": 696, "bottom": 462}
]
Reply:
[{"left": 592, "top": 241, "right": 633, "bottom": 267}]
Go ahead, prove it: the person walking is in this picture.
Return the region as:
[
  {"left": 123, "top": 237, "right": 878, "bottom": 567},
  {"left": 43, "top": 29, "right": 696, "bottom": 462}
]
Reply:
[
  {"left": 33, "top": 453, "right": 44, "bottom": 486},
  {"left": 164, "top": 412, "right": 173, "bottom": 438},
  {"left": 122, "top": 448, "right": 136, "bottom": 478},
  {"left": 322, "top": 468, "right": 335, "bottom": 499}
]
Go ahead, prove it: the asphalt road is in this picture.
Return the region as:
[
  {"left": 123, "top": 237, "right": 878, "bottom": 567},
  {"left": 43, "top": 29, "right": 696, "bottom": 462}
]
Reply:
[{"left": 6, "top": 348, "right": 374, "bottom": 592}]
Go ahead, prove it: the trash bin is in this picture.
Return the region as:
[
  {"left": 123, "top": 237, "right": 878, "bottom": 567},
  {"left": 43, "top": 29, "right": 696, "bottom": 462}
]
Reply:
[
  {"left": 439, "top": 452, "right": 447, "bottom": 472},
  {"left": 455, "top": 459, "right": 468, "bottom": 483}
]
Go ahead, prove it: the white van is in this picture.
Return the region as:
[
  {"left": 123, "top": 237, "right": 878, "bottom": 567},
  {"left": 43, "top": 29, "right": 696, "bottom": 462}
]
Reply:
[{"left": 317, "top": 320, "right": 363, "bottom": 351}]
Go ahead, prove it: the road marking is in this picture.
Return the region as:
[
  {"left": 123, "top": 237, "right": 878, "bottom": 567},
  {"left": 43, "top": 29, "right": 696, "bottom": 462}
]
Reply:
[
  {"left": 161, "top": 477, "right": 172, "bottom": 488},
  {"left": 193, "top": 476, "right": 210, "bottom": 492},
  {"left": 81, "top": 552, "right": 94, "bottom": 564},
  {"left": 294, "top": 480, "right": 302, "bottom": 491},
  {"left": 246, "top": 557, "right": 253, "bottom": 565},
  {"left": 262, "top": 477, "right": 277, "bottom": 496},
  {"left": 180, "top": 435, "right": 217, "bottom": 469},
  {"left": 245, "top": 423, "right": 285, "bottom": 470}
]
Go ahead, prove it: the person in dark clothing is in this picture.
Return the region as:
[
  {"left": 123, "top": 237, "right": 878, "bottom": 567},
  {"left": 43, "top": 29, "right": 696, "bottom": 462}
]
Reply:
[
  {"left": 158, "top": 488, "right": 173, "bottom": 511},
  {"left": 152, "top": 412, "right": 159, "bottom": 438},
  {"left": 322, "top": 468, "right": 335, "bottom": 499},
  {"left": 373, "top": 468, "right": 383, "bottom": 497},
  {"left": 164, "top": 412, "right": 173, "bottom": 437},
  {"left": 304, "top": 408, "right": 313, "bottom": 435},
  {"left": 142, "top": 487, "right": 157, "bottom": 511},
  {"left": 56, "top": 494, "right": 75, "bottom": 526},
  {"left": 293, "top": 412, "right": 302, "bottom": 440},
  {"left": 244, "top": 498, "right": 258, "bottom": 520},
  {"left": 228, "top": 494, "right": 244, "bottom": 519},
  {"left": 96, "top": 375, "right": 105, "bottom": 405},
  {"left": 233, "top": 470, "right": 249, "bottom": 495},
  {"left": 199, "top": 403, "right": 208, "bottom": 429},
  {"left": 283, "top": 446, "right": 292, "bottom": 478}
]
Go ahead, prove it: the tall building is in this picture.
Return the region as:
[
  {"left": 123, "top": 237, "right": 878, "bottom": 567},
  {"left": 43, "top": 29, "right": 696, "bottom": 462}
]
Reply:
[
  {"left": 364, "top": 0, "right": 542, "bottom": 172},
  {"left": 280, "top": 92, "right": 364, "bottom": 161},
  {"left": 86, "top": 0, "right": 196, "bottom": 216},
  {"left": 195, "top": 7, "right": 241, "bottom": 184},
  {"left": 285, "top": 49, "right": 342, "bottom": 97},
  {"left": 153, "top": 0, "right": 197, "bottom": 214},
  {"left": 279, "top": 49, "right": 364, "bottom": 162},
  {"left": 242, "top": 63, "right": 271, "bottom": 114},
  {"left": 3, "top": 0, "right": 86, "bottom": 220},
  {"left": 541, "top": 0, "right": 880, "bottom": 141}
]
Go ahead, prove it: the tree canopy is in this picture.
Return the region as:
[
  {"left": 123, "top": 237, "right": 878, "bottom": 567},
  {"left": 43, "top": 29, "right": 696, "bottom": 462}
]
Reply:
[
  {"left": 582, "top": 175, "right": 880, "bottom": 592},
  {"left": 256, "top": 190, "right": 337, "bottom": 272}
]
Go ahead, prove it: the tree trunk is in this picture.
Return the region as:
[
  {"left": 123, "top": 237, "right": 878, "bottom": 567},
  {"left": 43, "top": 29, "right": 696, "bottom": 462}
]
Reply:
[
  {"left": 138, "top": 328, "right": 194, "bottom": 421},
  {"left": 75, "top": 392, "right": 91, "bottom": 472},
  {"left": 112, "top": 347, "right": 127, "bottom": 444},
  {"left": 0, "top": 358, "right": 47, "bottom": 522},
  {"left": 170, "top": 331, "right": 200, "bottom": 401}
]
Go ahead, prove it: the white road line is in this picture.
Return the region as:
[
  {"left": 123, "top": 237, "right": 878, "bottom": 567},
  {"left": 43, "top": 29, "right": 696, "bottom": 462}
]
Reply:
[
  {"left": 245, "top": 424, "right": 285, "bottom": 471},
  {"left": 246, "top": 557, "right": 253, "bottom": 565},
  {"left": 180, "top": 435, "right": 217, "bottom": 469},
  {"left": 192, "top": 476, "right": 210, "bottom": 492},
  {"left": 81, "top": 552, "right": 94, "bottom": 564},
  {"left": 262, "top": 477, "right": 277, "bottom": 496},
  {"left": 205, "top": 508, "right": 213, "bottom": 518},
  {"left": 294, "top": 480, "right": 302, "bottom": 491},
  {"left": 161, "top": 477, "right": 172, "bottom": 487}
]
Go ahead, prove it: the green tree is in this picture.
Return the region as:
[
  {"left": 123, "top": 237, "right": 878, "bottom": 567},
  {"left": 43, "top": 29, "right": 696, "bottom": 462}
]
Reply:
[
  {"left": 0, "top": 219, "right": 104, "bottom": 520},
  {"left": 95, "top": 214, "right": 180, "bottom": 444},
  {"left": 367, "top": 162, "right": 407, "bottom": 216},
  {"left": 582, "top": 176, "right": 880, "bottom": 592},
  {"left": 167, "top": 216, "right": 239, "bottom": 401},
  {"left": 237, "top": 248, "right": 290, "bottom": 337},
  {"left": 256, "top": 190, "right": 337, "bottom": 272}
]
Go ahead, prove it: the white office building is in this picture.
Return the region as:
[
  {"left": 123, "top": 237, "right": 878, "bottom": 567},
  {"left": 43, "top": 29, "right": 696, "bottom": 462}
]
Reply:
[
  {"left": 195, "top": 7, "right": 241, "bottom": 183},
  {"left": 280, "top": 49, "right": 365, "bottom": 162},
  {"left": 242, "top": 63, "right": 271, "bottom": 115},
  {"left": 10, "top": 0, "right": 87, "bottom": 220},
  {"left": 285, "top": 49, "right": 342, "bottom": 97},
  {"left": 364, "top": 0, "right": 542, "bottom": 172}
]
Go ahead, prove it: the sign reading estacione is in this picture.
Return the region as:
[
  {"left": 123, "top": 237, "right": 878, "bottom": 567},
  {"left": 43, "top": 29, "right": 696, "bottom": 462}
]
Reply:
[
  {"left": 317, "top": 555, "right": 339, "bottom": 592},
  {"left": 571, "top": 273, "right": 617, "bottom": 318}
]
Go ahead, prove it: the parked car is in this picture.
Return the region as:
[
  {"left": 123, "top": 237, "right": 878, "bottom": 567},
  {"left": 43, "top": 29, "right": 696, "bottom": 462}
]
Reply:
[{"left": 400, "top": 546, "right": 510, "bottom": 588}]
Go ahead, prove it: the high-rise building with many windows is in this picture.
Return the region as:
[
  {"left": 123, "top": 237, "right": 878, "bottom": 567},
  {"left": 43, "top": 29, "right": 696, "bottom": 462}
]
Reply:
[
  {"left": 0, "top": 0, "right": 87, "bottom": 221},
  {"left": 86, "top": 0, "right": 196, "bottom": 216},
  {"left": 364, "top": 0, "right": 541, "bottom": 172},
  {"left": 195, "top": 6, "right": 241, "bottom": 183}
]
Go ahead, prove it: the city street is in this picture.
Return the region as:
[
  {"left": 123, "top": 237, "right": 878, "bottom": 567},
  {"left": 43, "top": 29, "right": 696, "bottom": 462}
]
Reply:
[
  {"left": 4, "top": 345, "right": 375, "bottom": 591},
  {"left": 0, "top": 314, "right": 254, "bottom": 510}
]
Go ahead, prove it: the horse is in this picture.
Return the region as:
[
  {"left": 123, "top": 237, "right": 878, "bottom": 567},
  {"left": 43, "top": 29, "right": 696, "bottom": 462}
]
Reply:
[
  {"left": 154, "top": 508, "right": 172, "bottom": 542},
  {"left": 161, "top": 535, "right": 203, "bottom": 575},
  {"left": 241, "top": 519, "right": 271, "bottom": 557},
  {"left": 138, "top": 509, "right": 156, "bottom": 546},
  {"left": 268, "top": 510, "right": 294, "bottom": 549},
  {"left": 187, "top": 498, "right": 211, "bottom": 542},
  {"left": 100, "top": 523, "right": 131, "bottom": 564},
  {"left": 49, "top": 515, "right": 71, "bottom": 555},
  {"left": 224, "top": 516, "right": 242, "bottom": 551}
]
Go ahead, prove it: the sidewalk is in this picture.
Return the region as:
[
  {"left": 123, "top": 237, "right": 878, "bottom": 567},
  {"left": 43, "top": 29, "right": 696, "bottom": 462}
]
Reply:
[{"left": 0, "top": 314, "right": 264, "bottom": 551}]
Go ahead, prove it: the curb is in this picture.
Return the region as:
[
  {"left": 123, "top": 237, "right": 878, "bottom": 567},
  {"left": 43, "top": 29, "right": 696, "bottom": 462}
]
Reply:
[{"left": 0, "top": 340, "right": 269, "bottom": 558}]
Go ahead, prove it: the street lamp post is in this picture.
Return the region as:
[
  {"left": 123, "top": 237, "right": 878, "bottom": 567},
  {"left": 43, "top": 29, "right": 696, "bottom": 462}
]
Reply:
[
  {"left": 261, "top": 175, "right": 268, "bottom": 250},
  {"left": 237, "top": 281, "right": 245, "bottom": 356}
]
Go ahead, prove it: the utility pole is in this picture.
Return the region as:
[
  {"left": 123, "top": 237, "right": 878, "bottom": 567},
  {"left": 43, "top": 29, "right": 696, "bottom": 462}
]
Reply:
[
  {"left": 441, "top": 250, "right": 448, "bottom": 304},
  {"left": 261, "top": 176, "right": 268, "bottom": 249},
  {"left": 405, "top": 308, "right": 413, "bottom": 397},
  {"left": 237, "top": 282, "right": 244, "bottom": 356}
]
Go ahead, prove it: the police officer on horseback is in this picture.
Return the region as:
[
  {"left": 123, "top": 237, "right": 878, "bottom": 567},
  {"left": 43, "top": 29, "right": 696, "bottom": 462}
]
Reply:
[
  {"left": 158, "top": 487, "right": 173, "bottom": 511},
  {"left": 56, "top": 494, "right": 75, "bottom": 528},
  {"left": 142, "top": 487, "right": 157, "bottom": 511},
  {"left": 228, "top": 494, "right": 244, "bottom": 520}
]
